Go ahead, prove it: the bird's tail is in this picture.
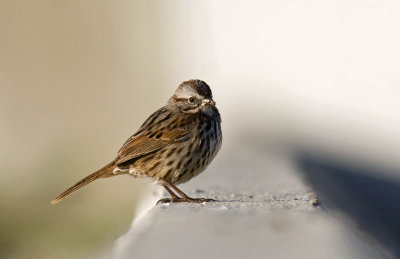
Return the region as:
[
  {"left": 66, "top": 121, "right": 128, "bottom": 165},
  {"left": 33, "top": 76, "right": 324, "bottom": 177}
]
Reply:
[{"left": 51, "top": 161, "right": 115, "bottom": 205}]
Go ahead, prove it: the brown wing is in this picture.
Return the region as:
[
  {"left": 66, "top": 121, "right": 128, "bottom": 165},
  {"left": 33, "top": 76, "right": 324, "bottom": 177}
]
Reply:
[
  {"left": 117, "top": 107, "right": 169, "bottom": 153},
  {"left": 115, "top": 129, "right": 190, "bottom": 165},
  {"left": 115, "top": 107, "right": 194, "bottom": 165}
]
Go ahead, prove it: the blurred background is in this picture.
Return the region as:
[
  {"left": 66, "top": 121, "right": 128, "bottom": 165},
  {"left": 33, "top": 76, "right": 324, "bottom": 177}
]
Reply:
[{"left": 1, "top": 0, "right": 400, "bottom": 258}]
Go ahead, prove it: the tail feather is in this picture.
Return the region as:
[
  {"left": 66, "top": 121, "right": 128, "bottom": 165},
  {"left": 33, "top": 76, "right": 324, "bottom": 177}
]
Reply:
[{"left": 51, "top": 162, "right": 115, "bottom": 205}]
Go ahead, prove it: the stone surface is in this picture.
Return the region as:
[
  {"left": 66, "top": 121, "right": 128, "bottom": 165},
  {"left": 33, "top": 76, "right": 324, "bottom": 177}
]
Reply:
[{"left": 114, "top": 147, "right": 392, "bottom": 258}]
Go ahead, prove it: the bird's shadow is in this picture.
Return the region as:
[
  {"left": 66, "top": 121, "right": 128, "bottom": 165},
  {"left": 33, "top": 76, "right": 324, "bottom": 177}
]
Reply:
[{"left": 296, "top": 152, "right": 400, "bottom": 257}]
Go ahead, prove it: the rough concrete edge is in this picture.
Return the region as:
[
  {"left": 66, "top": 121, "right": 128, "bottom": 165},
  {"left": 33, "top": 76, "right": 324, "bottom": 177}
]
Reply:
[{"left": 113, "top": 186, "right": 162, "bottom": 258}]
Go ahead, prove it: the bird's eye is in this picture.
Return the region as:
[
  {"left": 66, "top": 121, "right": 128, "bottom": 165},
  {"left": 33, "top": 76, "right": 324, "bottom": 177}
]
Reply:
[{"left": 188, "top": 97, "right": 195, "bottom": 104}]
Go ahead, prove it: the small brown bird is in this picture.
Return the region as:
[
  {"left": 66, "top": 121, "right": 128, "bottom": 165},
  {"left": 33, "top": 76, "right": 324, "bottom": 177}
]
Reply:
[{"left": 51, "top": 80, "right": 222, "bottom": 205}]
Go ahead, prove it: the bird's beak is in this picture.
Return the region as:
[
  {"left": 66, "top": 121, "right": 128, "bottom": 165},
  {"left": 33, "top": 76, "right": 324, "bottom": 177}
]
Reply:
[{"left": 202, "top": 99, "right": 216, "bottom": 106}]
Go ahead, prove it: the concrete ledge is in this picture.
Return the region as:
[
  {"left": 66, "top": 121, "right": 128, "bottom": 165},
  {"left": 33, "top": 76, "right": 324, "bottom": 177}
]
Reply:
[
  {"left": 115, "top": 191, "right": 386, "bottom": 259},
  {"left": 114, "top": 149, "right": 391, "bottom": 258}
]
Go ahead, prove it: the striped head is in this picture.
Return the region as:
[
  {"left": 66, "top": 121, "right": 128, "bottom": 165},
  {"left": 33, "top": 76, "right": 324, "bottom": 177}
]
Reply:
[{"left": 169, "top": 80, "right": 217, "bottom": 116}]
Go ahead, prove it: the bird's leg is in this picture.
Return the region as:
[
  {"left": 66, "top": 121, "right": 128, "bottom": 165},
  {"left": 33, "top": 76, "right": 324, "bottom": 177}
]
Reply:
[
  {"left": 156, "top": 185, "right": 181, "bottom": 205},
  {"left": 164, "top": 185, "right": 179, "bottom": 199},
  {"left": 156, "top": 181, "right": 215, "bottom": 205},
  {"left": 166, "top": 181, "right": 215, "bottom": 203}
]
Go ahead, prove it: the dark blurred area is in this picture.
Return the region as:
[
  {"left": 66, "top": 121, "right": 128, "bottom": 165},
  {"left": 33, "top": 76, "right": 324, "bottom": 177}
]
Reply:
[{"left": 297, "top": 152, "right": 400, "bottom": 257}]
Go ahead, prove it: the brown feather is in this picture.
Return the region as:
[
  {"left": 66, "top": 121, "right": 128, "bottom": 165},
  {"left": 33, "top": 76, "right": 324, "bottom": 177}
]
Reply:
[
  {"left": 115, "top": 128, "right": 191, "bottom": 165},
  {"left": 50, "top": 162, "right": 115, "bottom": 205}
]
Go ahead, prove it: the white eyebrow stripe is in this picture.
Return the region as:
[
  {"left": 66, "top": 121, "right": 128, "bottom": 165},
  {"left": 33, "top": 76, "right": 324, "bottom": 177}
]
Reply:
[{"left": 176, "top": 85, "right": 203, "bottom": 100}]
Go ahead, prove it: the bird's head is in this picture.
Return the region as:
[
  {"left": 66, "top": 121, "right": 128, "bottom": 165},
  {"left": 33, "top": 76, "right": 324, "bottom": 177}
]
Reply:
[{"left": 169, "top": 80, "right": 217, "bottom": 116}]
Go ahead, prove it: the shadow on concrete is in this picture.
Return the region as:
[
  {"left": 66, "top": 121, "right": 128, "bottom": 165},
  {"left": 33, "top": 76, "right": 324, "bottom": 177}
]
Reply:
[{"left": 296, "top": 153, "right": 400, "bottom": 257}]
